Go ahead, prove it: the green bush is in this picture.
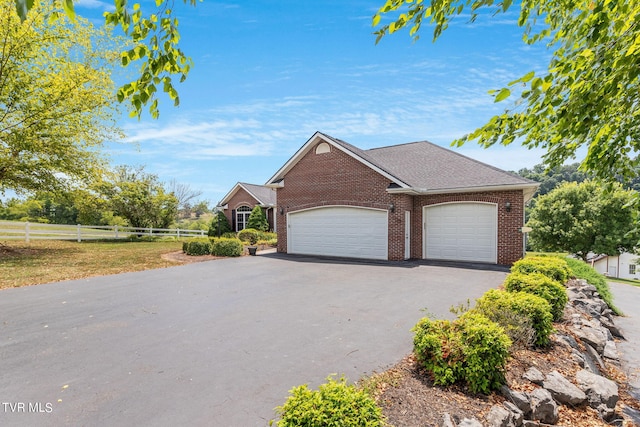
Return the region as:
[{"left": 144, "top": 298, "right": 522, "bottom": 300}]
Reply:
[
  {"left": 564, "top": 257, "right": 620, "bottom": 315},
  {"left": 247, "top": 206, "right": 269, "bottom": 231},
  {"left": 182, "top": 239, "right": 212, "bottom": 256},
  {"left": 412, "top": 312, "right": 511, "bottom": 394},
  {"left": 274, "top": 376, "right": 383, "bottom": 427},
  {"left": 474, "top": 289, "right": 554, "bottom": 347},
  {"left": 210, "top": 238, "right": 243, "bottom": 257},
  {"left": 512, "top": 256, "right": 571, "bottom": 284},
  {"left": 238, "top": 228, "right": 259, "bottom": 245},
  {"left": 504, "top": 272, "right": 568, "bottom": 321}
]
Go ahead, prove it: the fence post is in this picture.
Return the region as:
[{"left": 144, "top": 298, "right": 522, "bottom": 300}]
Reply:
[
  {"left": 148, "top": 227, "right": 152, "bottom": 236},
  {"left": 200, "top": 230, "right": 205, "bottom": 237},
  {"left": 176, "top": 228, "right": 180, "bottom": 239},
  {"left": 115, "top": 225, "right": 119, "bottom": 239},
  {"left": 77, "top": 224, "right": 82, "bottom": 242},
  {"left": 25, "top": 221, "right": 30, "bottom": 243}
]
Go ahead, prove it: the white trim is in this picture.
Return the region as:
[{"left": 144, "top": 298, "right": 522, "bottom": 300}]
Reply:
[
  {"left": 423, "top": 201, "right": 498, "bottom": 264},
  {"left": 388, "top": 183, "right": 539, "bottom": 200},
  {"left": 404, "top": 210, "right": 411, "bottom": 260}
]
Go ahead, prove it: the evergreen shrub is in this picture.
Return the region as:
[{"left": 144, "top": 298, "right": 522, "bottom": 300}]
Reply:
[
  {"left": 211, "top": 238, "right": 243, "bottom": 257},
  {"left": 504, "top": 272, "right": 568, "bottom": 321},
  {"left": 512, "top": 256, "right": 571, "bottom": 283},
  {"left": 274, "top": 376, "right": 383, "bottom": 427},
  {"left": 412, "top": 312, "right": 511, "bottom": 394},
  {"left": 182, "top": 239, "right": 212, "bottom": 256},
  {"left": 475, "top": 289, "right": 553, "bottom": 347}
]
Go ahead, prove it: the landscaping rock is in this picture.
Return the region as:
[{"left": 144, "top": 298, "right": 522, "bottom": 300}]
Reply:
[
  {"left": 570, "top": 349, "right": 585, "bottom": 368},
  {"left": 487, "top": 404, "right": 513, "bottom": 427},
  {"left": 572, "top": 325, "right": 607, "bottom": 354},
  {"left": 603, "top": 340, "right": 619, "bottom": 360},
  {"left": 501, "top": 386, "right": 531, "bottom": 417},
  {"left": 576, "top": 369, "right": 619, "bottom": 420},
  {"left": 555, "top": 333, "right": 580, "bottom": 350},
  {"left": 543, "top": 370, "right": 587, "bottom": 406},
  {"left": 458, "top": 418, "right": 483, "bottom": 427},
  {"left": 584, "top": 343, "right": 606, "bottom": 372},
  {"left": 441, "top": 412, "right": 456, "bottom": 427},
  {"left": 600, "top": 315, "right": 625, "bottom": 339},
  {"left": 503, "top": 401, "right": 524, "bottom": 426},
  {"left": 529, "top": 388, "right": 559, "bottom": 424},
  {"left": 573, "top": 298, "right": 606, "bottom": 317},
  {"left": 523, "top": 367, "right": 545, "bottom": 385}
]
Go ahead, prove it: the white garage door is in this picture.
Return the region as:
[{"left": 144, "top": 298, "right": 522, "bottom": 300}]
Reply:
[
  {"left": 424, "top": 203, "right": 497, "bottom": 263},
  {"left": 288, "top": 206, "right": 388, "bottom": 260}
]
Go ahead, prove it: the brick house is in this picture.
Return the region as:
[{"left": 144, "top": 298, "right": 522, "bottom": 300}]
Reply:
[
  {"left": 217, "top": 182, "right": 277, "bottom": 232},
  {"left": 266, "top": 132, "right": 539, "bottom": 265}
]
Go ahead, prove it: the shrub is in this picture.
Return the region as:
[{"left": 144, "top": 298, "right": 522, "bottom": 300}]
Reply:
[
  {"left": 238, "top": 228, "right": 259, "bottom": 245},
  {"left": 210, "top": 238, "right": 243, "bottom": 257},
  {"left": 274, "top": 376, "right": 383, "bottom": 427},
  {"left": 474, "top": 289, "right": 554, "bottom": 347},
  {"left": 564, "top": 257, "right": 620, "bottom": 315},
  {"left": 247, "top": 206, "right": 269, "bottom": 231},
  {"left": 412, "top": 312, "right": 511, "bottom": 394},
  {"left": 512, "top": 256, "right": 571, "bottom": 284},
  {"left": 182, "top": 239, "right": 212, "bottom": 256},
  {"left": 504, "top": 272, "right": 568, "bottom": 321}
]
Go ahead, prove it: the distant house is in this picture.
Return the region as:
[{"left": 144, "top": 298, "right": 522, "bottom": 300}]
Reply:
[
  {"left": 265, "top": 132, "right": 539, "bottom": 264},
  {"left": 589, "top": 252, "right": 640, "bottom": 280},
  {"left": 217, "top": 182, "right": 277, "bottom": 232}
]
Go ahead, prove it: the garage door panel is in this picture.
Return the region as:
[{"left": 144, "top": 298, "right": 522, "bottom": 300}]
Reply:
[
  {"left": 424, "top": 203, "right": 497, "bottom": 263},
  {"left": 288, "top": 207, "right": 388, "bottom": 260}
]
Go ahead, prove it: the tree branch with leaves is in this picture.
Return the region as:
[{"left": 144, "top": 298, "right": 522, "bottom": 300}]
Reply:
[{"left": 373, "top": 0, "right": 640, "bottom": 181}]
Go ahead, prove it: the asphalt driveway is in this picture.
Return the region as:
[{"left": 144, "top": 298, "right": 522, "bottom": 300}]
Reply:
[{"left": 0, "top": 254, "right": 506, "bottom": 426}]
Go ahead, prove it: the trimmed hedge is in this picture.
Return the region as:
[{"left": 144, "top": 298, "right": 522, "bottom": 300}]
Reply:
[
  {"left": 475, "top": 289, "right": 553, "bottom": 347},
  {"left": 412, "top": 312, "right": 511, "bottom": 394},
  {"left": 274, "top": 376, "right": 383, "bottom": 427},
  {"left": 211, "top": 238, "right": 243, "bottom": 257},
  {"left": 512, "top": 256, "right": 572, "bottom": 284},
  {"left": 504, "top": 272, "right": 568, "bottom": 321},
  {"left": 237, "top": 228, "right": 259, "bottom": 245},
  {"left": 182, "top": 239, "right": 212, "bottom": 256},
  {"left": 564, "top": 256, "right": 620, "bottom": 315}
]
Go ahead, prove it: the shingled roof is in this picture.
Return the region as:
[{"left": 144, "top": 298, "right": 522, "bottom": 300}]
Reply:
[
  {"left": 267, "top": 132, "right": 539, "bottom": 199},
  {"left": 218, "top": 182, "right": 277, "bottom": 207}
]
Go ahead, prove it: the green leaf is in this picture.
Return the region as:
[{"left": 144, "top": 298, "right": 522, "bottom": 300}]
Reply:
[
  {"left": 62, "top": 0, "right": 75, "bottom": 21},
  {"left": 494, "top": 88, "right": 511, "bottom": 102}
]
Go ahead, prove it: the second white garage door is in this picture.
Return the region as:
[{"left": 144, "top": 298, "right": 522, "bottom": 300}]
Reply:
[
  {"left": 424, "top": 202, "right": 497, "bottom": 263},
  {"left": 288, "top": 206, "right": 388, "bottom": 260}
]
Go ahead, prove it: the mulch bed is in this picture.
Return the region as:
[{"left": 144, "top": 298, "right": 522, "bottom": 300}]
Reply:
[{"left": 374, "top": 321, "right": 640, "bottom": 427}]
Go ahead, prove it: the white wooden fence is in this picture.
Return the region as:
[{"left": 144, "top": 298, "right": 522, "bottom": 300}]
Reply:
[{"left": 0, "top": 221, "right": 206, "bottom": 242}]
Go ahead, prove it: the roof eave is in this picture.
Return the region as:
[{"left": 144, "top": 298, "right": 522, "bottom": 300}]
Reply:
[{"left": 387, "top": 183, "right": 540, "bottom": 198}]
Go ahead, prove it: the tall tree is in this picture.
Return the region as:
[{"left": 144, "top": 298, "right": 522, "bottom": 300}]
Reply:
[
  {"left": 14, "top": 0, "right": 193, "bottom": 119},
  {"left": 373, "top": 0, "right": 640, "bottom": 181},
  {"left": 0, "top": 0, "right": 123, "bottom": 195},
  {"left": 527, "top": 181, "right": 638, "bottom": 260},
  {"left": 103, "top": 166, "right": 178, "bottom": 229}
]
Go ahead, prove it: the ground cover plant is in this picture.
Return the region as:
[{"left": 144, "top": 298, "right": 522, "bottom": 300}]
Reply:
[
  {"left": 0, "top": 240, "right": 183, "bottom": 289},
  {"left": 564, "top": 256, "right": 620, "bottom": 314}
]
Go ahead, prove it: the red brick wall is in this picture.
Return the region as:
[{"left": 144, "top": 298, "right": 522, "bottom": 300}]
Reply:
[
  {"left": 276, "top": 142, "right": 525, "bottom": 264},
  {"left": 224, "top": 188, "right": 274, "bottom": 231}
]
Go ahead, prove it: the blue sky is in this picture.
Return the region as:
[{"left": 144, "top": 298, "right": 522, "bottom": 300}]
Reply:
[{"left": 79, "top": 0, "right": 555, "bottom": 206}]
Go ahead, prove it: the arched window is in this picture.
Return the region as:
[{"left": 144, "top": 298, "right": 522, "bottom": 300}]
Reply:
[{"left": 236, "top": 206, "right": 252, "bottom": 231}]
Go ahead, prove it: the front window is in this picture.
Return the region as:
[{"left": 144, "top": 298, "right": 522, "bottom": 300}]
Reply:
[
  {"left": 630, "top": 264, "right": 636, "bottom": 275},
  {"left": 236, "top": 206, "right": 252, "bottom": 231}
]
